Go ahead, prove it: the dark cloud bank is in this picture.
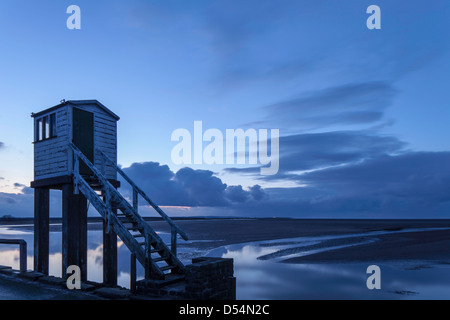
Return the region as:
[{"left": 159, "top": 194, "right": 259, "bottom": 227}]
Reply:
[
  {"left": 259, "top": 151, "right": 450, "bottom": 218},
  {"left": 119, "top": 127, "right": 450, "bottom": 218},
  {"left": 2, "top": 148, "right": 449, "bottom": 218},
  {"left": 222, "top": 127, "right": 450, "bottom": 218},
  {"left": 120, "top": 163, "right": 266, "bottom": 207}
]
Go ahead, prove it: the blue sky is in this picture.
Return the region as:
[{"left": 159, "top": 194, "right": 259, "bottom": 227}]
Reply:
[{"left": 0, "top": 1, "right": 449, "bottom": 218}]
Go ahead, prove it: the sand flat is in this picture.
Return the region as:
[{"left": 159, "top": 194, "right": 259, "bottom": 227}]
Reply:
[{"left": 149, "top": 218, "right": 450, "bottom": 264}]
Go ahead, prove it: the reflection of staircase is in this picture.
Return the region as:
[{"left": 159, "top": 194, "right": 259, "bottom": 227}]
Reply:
[{"left": 69, "top": 143, "right": 188, "bottom": 280}]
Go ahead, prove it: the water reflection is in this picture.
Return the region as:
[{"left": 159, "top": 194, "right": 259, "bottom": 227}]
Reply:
[
  {"left": 2, "top": 225, "right": 450, "bottom": 299},
  {"left": 0, "top": 225, "right": 207, "bottom": 289},
  {"left": 206, "top": 236, "right": 450, "bottom": 300}
]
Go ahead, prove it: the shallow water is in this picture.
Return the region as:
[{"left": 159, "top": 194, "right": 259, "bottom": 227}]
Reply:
[
  {"left": 0, "top": 225, "right": 215, "bottom": 289},
  {"left": 205, "top": 227, "right": 450, "bottom": 299},
  {"left": 1, "top": 225, "right": 450, "bottom": 299}
]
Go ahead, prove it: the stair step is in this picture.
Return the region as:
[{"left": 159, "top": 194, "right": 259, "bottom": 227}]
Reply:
[
  {"left": 160, "top": 265, "right": 176, "bottom": 272},
  {"left": 153, "top": 257, "right": 167, "bottom": 263},
  {"left": 138, "top": 238, "right": 158, "bottom": 245},
  {"left": 150, "top": 249, "right": 163, "bottom": 254},
  {"left": 133, "top": 234, "right": 145, "bottom": 238},
  {"left": 138, "top": 241, "right": 156, "bottom": 246},
  {"left": 127, "top": 227, "right": 142, "bottom": 231},
  {"left": 138, "top": 274, "right": 185, "bottom": 289}
]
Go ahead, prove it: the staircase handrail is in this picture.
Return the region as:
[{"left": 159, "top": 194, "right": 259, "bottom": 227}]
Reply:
[
  {"left": 98, "top": 150, "right": 188, "bottom": 241},
  {"left": 69, "top": 142, "right": 186, "bottom": 278}
]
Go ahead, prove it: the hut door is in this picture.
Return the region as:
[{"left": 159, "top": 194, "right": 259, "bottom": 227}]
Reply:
[{"left": 73, "top": 108, "right": 94, "bottom": 175}]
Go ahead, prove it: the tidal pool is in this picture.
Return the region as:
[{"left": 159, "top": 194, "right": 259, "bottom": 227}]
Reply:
[{"left": 206, "top": 228, "right": 450, "bottom": 299}]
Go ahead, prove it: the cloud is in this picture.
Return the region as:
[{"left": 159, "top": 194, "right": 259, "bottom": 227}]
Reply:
[
  {"left": 220, "top": 129, "right": 450, "bottom": 218},
  {"left": 248, "top": 185, "right": 268, "bottom": 201},
  {"left": 1, "top": 151, "right": 448, "bottom": 219},
  {"left": 120, "top": 162, "right": 266, "bottom": 207},
  {"left": 0, "top": 162, "right": 269, "bottom": 218},
  {"left": 224, "top": 185, "right": 250, "bottom": 203},
  {"left": 174, "top": 167, "right": 229, "bottom": 206},
  {"left": 259, "top": 81, "right": 397, "bottom": 130},
  {"left": 0, "top": 141, "right": 4, "bottom": 149},
  {"left": 225, "top": 130, "right": 407, "bottom": 180},
  {"left": 11, "top": 183, "right": 33, "bottom": 195},
  {"left": 231, "top": 151, "right": 450, "bottom": 218},
  {"left": 300, "top": 151, "right": 450, "bottom": 202},
  {"left": 0, "top": 192, "right": 33, "bottom": 217}
]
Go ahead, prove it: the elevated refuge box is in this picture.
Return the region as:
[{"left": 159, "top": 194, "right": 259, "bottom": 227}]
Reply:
[
  {"left": 30, "top": 100, "right": 121, "bottom": 280},
  {"left": 28, "top": 99, "right": 236, "bottom": 298},
  {"left": 31, "top": 100, "right": 120, "bottom": 186}
]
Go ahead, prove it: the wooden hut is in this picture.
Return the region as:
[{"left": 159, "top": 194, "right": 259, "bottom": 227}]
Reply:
[
  {"left": 30, "top": 100, "right": 120, "bottom": 283},
  {"left": 31, "top": 99, "right": 120, "bottom": 183}
]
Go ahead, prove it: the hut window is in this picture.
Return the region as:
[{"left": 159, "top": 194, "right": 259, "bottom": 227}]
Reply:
[
  {"left": 50, "top": 113, "right": 56, "bottom": 137},
  {"left": 36, "top": 118, "right": 43, "bottom": 141},
  {"left": 35, "top": 113, "right": 57, "bottom": 142}
]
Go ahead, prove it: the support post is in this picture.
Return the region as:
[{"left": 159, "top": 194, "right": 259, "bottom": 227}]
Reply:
[
  {"left": 103, "top": 191, "right": 117, "bottom": 286},
  {"left": 144, "top": 235, "right": 153, "bottom": 280},
  {"left": 130, "top": 253, "right": 136, "bottom": 294},
  {"left": 103, "top": 215, "right": 118, "bottom": 286},
  {"left": 62, "top": 183, "right": 87, "bottom": 281},
  {"left": 19, "top": 240, "right": 27, "bottom": 273},
  {"left": 133, "top": 188, "right": 138, "bottom": 212},
  {"left": 34, "top": 188, "right": 49, "bottom": 275},
  {"left": 171, "top": 226, "right": 177, "bottom": 257}
]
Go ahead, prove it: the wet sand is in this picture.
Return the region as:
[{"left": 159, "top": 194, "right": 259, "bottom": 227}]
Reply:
[
  {"left": 149, "top": 218, "right": 450, "bottom": 264},
  {"left": 284, "top": 229, "right": 450, "bottom": 264},
  {"left": 4, "top": 218, "right": 450, "bottom": 265}
]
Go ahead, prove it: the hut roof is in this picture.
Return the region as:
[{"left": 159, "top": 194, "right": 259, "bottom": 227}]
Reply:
[{"left": 31, "top": 100, "right": 120, "bottom": 121}]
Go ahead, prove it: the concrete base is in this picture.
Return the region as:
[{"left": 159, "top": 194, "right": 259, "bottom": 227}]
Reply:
[
  {"left": 185, "top": 257, "right": 236, "bottom": 300},
  {"left": 94, "top": 287, "right": 131, "bottom": 300},
  {"left": 136, "top": 257, "right": 236, "bottom": 300},
  {"left": 0, "top": 265, "right": 13, "bottom": 275},
  {"left": 0, "top": 257, "right": 236, "bottom": 300}
]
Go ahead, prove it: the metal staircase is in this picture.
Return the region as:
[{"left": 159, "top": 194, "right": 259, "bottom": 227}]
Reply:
[{"left": 69, "top": 143, "right": 189, "bottom": 280}]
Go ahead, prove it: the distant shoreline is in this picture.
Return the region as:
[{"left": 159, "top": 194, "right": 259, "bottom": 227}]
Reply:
[{"left": 2, "top": 216, "right": 450, "bottom": 226}]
